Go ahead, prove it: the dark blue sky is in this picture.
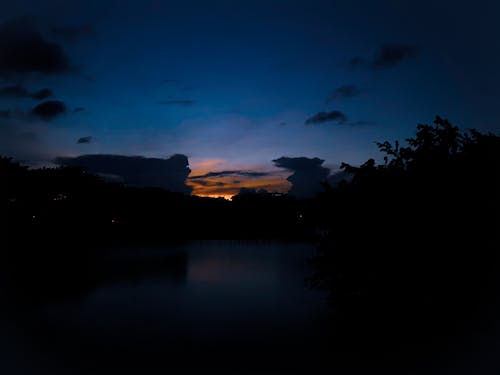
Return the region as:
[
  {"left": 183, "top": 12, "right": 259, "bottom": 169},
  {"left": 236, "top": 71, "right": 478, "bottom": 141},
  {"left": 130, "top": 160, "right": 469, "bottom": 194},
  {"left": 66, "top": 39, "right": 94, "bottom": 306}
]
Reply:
[{"left": 1, "top": 0, "right": 499, "bottom": 196}]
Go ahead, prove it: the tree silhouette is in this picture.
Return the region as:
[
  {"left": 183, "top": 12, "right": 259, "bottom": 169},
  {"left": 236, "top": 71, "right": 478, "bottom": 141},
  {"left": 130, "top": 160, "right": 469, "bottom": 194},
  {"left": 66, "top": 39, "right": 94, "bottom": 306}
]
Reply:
[{"left": 308, "top": 116, "right": 500, "bottom": 357}]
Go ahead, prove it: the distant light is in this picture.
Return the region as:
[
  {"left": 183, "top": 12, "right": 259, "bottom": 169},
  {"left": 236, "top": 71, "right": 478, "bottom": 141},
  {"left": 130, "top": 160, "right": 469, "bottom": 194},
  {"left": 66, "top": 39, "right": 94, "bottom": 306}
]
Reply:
[
  {"left": 111, "top": 219, "right": 116, "bottom": 224},
  {"left": 32, "top": 215, "right": 36, "bottom": 219}
]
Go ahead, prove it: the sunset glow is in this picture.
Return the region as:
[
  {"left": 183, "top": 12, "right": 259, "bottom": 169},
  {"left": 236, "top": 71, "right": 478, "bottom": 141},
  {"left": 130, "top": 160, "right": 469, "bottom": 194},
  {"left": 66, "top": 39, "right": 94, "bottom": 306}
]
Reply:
[{"left": 188, "top": 158, "right": 291, "bottom": 198}]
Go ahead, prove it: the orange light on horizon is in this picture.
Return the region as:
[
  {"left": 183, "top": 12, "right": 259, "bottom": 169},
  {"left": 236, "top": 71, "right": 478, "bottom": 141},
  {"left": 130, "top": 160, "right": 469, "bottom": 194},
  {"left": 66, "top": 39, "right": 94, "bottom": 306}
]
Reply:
[
  {"left": 187, "top": 158, "right": 291, "bottom": 198},
  {"left": 194, "top": 193, "right": 234, "bottom": 200},
  {"left": 188, "top": 175, "right": 290, "bottom": 198}
]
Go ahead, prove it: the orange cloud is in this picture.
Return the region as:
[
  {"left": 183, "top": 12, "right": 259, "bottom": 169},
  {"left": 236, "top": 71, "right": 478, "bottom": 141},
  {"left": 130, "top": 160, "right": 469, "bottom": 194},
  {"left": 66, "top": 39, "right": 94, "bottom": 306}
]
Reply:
[
  {"left": 187, "top": 159, "right": 291, "bottom": 199},
  {"left": 189, "top": 158, "right": 226, "bottom": 175}
]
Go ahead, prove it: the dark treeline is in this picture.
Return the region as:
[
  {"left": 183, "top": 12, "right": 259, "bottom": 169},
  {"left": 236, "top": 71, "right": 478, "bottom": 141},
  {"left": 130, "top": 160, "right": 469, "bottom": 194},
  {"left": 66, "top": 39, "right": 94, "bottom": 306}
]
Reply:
[{"left": 1, "top": 160, "right": 313, "bottom": 245}]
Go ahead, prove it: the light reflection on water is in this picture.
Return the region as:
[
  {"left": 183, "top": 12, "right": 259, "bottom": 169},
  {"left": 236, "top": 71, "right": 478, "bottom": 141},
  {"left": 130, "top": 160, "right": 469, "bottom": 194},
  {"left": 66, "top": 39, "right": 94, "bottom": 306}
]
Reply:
[
  {"left": 80, "top": 241, "right": 327, "bottom": 337},
  {"left": 25, "top": 241, "right": 331, "bottom": 374}
]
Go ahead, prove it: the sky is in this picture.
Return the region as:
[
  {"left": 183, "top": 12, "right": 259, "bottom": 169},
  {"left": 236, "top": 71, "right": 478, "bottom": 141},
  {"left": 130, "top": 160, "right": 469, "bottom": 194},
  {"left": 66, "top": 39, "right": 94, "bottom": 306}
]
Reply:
[{"left": 1, "top": 0, "right": 499, "bottom": 198}]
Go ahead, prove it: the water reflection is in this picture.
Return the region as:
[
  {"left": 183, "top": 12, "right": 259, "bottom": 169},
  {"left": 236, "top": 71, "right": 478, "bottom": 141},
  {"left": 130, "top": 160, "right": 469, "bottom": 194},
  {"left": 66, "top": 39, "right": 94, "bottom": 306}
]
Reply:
[{"left": 3, "top": 241, "right": 331, "bottom": 375}]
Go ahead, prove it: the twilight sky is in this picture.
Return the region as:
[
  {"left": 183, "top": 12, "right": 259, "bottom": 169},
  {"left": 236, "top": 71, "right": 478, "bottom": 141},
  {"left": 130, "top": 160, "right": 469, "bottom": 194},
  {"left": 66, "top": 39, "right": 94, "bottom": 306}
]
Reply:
[{"left": 1, "top": 0, "right": 499, "bottom": 198}]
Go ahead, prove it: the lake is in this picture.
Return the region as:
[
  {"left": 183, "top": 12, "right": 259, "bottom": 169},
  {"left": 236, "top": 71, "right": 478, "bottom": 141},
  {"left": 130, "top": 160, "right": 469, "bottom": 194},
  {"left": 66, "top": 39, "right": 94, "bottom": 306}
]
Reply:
[{"left": 1, "top": 241, "right": 334, "bottom": 375}]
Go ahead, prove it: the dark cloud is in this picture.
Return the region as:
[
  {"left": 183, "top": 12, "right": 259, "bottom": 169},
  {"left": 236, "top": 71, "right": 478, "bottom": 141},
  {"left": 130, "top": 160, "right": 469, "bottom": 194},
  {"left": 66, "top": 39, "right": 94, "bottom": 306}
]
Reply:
[
  {"left": 0, "top": 85, "right": 29, "bottom": 98},
  {"left": 189, "top": 179, "right": 210, "bottom": 187},
  {"left": 50, "top": 24, "right": 94, "bottom": 41},
  {"left": 55, "top": 154, "right": 192, "bottom": 194},
  {"left": 31, "top": 88, "right": 53, "bottom": 100},
  {"left": 190, "top": 170, "right": 269, "bottom": 179},
  {"left": 159, "top": 100, "right": 195, "bottom": 107},
  {"left": 326, "top": 85, "right": 362, "bottom": 104},
  {"left": 372, "top": 44, "right": 418, "bottom": 69},
  {"left": 273, "top": 157, "right": 330, "bottom": 198},
  {"left": 189, "top": 179, "right": 225, "bottom": 188},
  {"left": 77, "top": 136, "right": 93, "bottom": 144},
  {"left": 31, "top": 100, "right": 67, "bottom": 120},
  {"left": 73, "top": 107, "right": 85, "bottom": 113},
  {"left": 0, "top": 85, "right": 53, "bottom": 100},
  {"left": 305, "top": 110, "right": 348, "bottom": 125},
  {"left": 0, "top": 19, "right": 73, "bottom": 77},
  {"left": 350, "top": 44, "right": 418, "bottom": 70}
]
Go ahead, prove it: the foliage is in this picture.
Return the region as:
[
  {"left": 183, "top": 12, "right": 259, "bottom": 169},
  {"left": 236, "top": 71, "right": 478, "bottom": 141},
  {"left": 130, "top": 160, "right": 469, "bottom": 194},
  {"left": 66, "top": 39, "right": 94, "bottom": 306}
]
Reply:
[{"left": 309, "top": 116, "right": 500, "bottom": 352}]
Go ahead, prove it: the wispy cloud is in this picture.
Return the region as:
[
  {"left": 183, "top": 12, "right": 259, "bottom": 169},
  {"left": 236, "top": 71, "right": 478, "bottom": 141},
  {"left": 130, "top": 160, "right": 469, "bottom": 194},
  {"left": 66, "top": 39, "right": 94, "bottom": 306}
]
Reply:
[
  {"left": 190, "top": 170, "right": 270, "bottom": 179},
  {"left": 350, "top": 44, "right": 418, "bottom": 69},
  {"left": 372, "top": 44, "right": 418, "bottom": 69},
  {"left": 77, "top": 136, "right": 93, "bottom": 144},
  {"left": 305, "top": 110, "right": 347, "bottom": 125},
  {"left": 0, "top": 85, "right": 53, "bottom": 100}
]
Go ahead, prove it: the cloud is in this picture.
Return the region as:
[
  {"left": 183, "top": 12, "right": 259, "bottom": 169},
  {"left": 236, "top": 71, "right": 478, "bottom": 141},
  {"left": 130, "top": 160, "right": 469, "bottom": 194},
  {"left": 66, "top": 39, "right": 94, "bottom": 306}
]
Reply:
[
  {"left": 31, "top": 100, "right": 67, "bottom": 120},
  {"left": 273, "top": 156, "right": 330, "bottom": 198},
  {"left": 189, "top": 179, "right": 211, "bottom": 187},
  {"left": 77, "top": 136, "right": 93, "bottom": 144},
  {"left": 31, "top": 88, "right": 53, "bottom": 100},
  {"left": 326, "top": 85, "right": 362, "bottom": 104},
  {"left": 162, "top": 79, "right": 178, "bottom": 84},
  {"left": 0, "top": 19, "right": 73, "bottom": 77},
  {"left": 0, "top": 85, "right": 53, "bottom": 100},
  {"left": 187, "top": 163, "right": 289, "bottom": 198},
  {"left": 50, "top": 24, "right": 94, "bottom": 41},
  {"left": 55, "top": 154, "right": 192, "bottom": 194},
  {"left": 372, "top": 44, "right": 418, "bottom": 69},
  {"left": 350, "top": 44, "right": 418, "bottom": 70},
  {"left": 73, "top": 107, "right": 85, "bottom": 113},
  {"left": 159, "top": 100, "right": 195, "bottom": 106},
  {"left": 190, "top": 170, "right": 270, "bottom": 179},
  {"left": 0, "top": 85, "right": 29, "bottom": 98},
  {"left": 305, "top": 110, "right": 348, "bottom": 125}
]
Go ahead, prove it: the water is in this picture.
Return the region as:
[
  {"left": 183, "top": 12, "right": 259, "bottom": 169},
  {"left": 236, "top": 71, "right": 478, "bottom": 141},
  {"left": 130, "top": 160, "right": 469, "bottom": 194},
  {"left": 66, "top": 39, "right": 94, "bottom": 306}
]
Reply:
[{"left": 1, "top": 241, "right": 332, "bottom": 375}]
